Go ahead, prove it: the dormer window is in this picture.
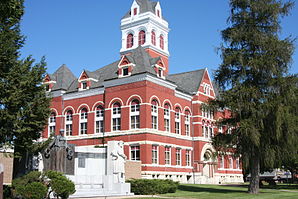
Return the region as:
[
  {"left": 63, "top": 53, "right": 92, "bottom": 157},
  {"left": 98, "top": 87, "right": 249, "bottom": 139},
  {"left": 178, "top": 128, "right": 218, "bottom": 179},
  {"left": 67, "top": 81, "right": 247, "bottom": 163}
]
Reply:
[
  {"left": 157, "top": 10, "right": 160, "bottom": 17},
  {"left": 134, "top": 8, "right": 137, "bottom": 15},
  {"left": 82, "top": 82, "right": 87, "bottom": 90},
  {"left": 155, "top": 62, "right": 165, "bottom": 79},
  {"left": 158, "top": 68, "right": 162, "bottom": 77},
  {"left": 45, "top": 84, "right": 50, "bottom": 92},
  {"left": 123, "top": 67, "right": 129, "bottom": 76}
]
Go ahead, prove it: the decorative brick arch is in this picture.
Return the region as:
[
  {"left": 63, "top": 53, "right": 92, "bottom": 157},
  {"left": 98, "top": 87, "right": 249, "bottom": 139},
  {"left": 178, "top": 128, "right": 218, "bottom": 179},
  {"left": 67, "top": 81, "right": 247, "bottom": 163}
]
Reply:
[
  {"left": 149, "top": 95, "right": 161, "bottom": 106},
  {"left": 200, "top": 143, "right": 216, "bottom": 162},
  {"left": 62, "top": 106, "right": 75, "bottom": 115},
  {"left": 92, "top": 101, "right": 105, "bottom": 111},
  {"left": 108, "top": 97, "right": 124, "bottom": 108},
  {"left": 76, "top": 104, "right": 91, "bottom": 113},
  {"left": 50, "top": 108, "right": 58, "bottom": 115},
  {"left": 174, "top": 103, "right": 183, "bottom": 112},
  {"left": 183, "top": 106, "right": 192, "bottom": 115},
  {"left": 126, "top": 95, "right": 143, "bottom": 105},
  {"left": 162, "top": 99, "right": 173, "bottom": 110}
]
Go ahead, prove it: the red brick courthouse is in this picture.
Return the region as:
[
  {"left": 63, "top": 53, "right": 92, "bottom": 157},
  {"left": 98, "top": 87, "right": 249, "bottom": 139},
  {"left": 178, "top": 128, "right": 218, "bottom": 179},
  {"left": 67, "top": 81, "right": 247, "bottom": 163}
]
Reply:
[{"left": 42, "top": 0, "right": 243, "bottom": 184}]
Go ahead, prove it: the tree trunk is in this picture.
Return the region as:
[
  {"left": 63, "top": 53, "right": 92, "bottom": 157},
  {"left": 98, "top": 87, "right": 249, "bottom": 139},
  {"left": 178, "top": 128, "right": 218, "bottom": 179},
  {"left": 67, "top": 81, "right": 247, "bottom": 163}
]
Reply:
[{"left": 248, "top": 154, "right": 260, "bottom": 194}]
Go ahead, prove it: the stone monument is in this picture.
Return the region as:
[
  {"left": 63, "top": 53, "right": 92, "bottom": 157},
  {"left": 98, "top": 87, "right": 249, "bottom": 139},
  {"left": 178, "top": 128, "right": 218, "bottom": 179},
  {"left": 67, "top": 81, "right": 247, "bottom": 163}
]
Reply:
[{"left": 110, "top": 141, "right": 126, "bottom": 183}]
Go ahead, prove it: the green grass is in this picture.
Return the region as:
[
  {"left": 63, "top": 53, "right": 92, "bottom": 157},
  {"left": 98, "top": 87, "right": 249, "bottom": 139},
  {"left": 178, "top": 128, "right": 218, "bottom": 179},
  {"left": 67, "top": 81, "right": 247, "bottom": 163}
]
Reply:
[{"left": 135, "top": 184, "right": 298, "bottom": 199}]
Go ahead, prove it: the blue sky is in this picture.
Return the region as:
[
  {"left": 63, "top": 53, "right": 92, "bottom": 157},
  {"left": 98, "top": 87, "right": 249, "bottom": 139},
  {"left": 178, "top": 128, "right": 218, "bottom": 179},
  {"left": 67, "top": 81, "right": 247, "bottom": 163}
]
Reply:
[{"left": 21, "top": 0, "right": 298, "bottom": 78}]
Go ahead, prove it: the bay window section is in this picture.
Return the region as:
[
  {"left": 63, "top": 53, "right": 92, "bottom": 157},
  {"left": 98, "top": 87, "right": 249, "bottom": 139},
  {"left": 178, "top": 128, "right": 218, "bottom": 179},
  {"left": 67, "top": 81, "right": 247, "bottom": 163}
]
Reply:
[
  {"left": 130, "top": 100, "right": 140, "bottom": 129},
  {"left": 65, "top": 110, "right": 73, "bottom": 136},
  {"left": 151, "top": 100, "right": 158, "bottom": 130},
  {"left": 95, "top": 106, "right": 104, "bottom": 134},
  {"left": 112, "top": 102, "right": 121, "bottom": 131},
  {"left": 80, "top": 108, "right": 88, "bottom": 135}
]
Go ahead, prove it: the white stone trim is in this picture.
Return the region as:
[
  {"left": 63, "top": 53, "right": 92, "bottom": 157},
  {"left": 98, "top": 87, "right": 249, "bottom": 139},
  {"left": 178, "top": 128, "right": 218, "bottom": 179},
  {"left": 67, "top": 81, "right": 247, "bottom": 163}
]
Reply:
[
  {"left": 63, "top": 88, "right": 104, "bottom": 101},
  {"left": 142, "top": 164, "right": 193, "bottom": 169},
  {"left": 125, "top": 140, "right": 193, "bottom": 150},
  {"left": 175, "top": 91, "right": 192, "bottom": 101}
]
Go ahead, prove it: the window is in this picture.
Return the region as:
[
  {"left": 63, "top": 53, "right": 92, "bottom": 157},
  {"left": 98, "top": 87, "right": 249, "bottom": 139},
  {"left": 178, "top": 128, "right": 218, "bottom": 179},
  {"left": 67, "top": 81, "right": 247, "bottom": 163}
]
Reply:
[
  {"left": 229, "top": 158, "right": 233, "bottom": 169},
  {"left": 204, "top": 84, "right": 211, "bottom": 95},
  {"left": 185, "top": 112, "right": 190, "bottom": 136},
  {"left": 157, "top": 9, "right": 160, "bottom": 17},
  {"left": 210, "top": 127, "right": 214, "bottom": 137},
  {"left": 205, "top": 126, "right": 209, "bottom": 138},
  {"left": 123, "top": 67, "right": 129, "bottom": 76},
  {"left": 112, "top": 102, "right": 121, "bottom": 131},
  {"left": 160, "top": 35, "right": 164, "bottom": 50},
  {"left": 80, "top": 108, "right": 88, "bottom": 135},
  {"left": 151, "top": 100, "right": 158, "bottom": 129},
  {"left": 176, "top": 148, "right": 181, "bottom": 166},
  {"left": 151, "top": 31, "right": 156, "bottom": 46},
  {"left": 95, "top": 106, "right": 104, "bottom": 134},
  {"left": 49, "top": 112, "right": 56, "bottom": 136},
  {"left": 130, "top": 100, "right": 140, "bottom": 129},
  {"left": 133, "top": 8, "right": 137, "bottom": 15},
  {"left": 164, "top": 104, "right": 170, "bottom": 132},
  {"left": 82, "top": 82, "right": 87, "bottom": 90},
  {"left": 236, "top": 158, "right": 240, "bottom": 169},
  {"left": 127, "top": 34, "right": 134, "bottom": 48},
  {"left": 152, "top": 145, "right": 158, "bottom": 164},
  {"left": 186, "top": 150, "right": 191, "bottom": 166},
  {"left": 202, "top": 125, "right": 205, "bottom": 137},
  {"left": 175, "top": 108, "right": 181, "bottom": 134},
  {"left": 165, "top": 147, "right": 171, "bottom": 165},
  {"left": 65, "top": 110, "right": 73, "bottom": 136},
  {"left": 220, "top": 156, "right": 224, "bottom": 168},
  {"left": 46, "top": 84, "right": 50, "bottom": 92},
  {"left": 138, "top": 30, "right": 146, "bottom": 45},
  {"left": 131, "top": 145, "right": 140, "bottom": 161}
]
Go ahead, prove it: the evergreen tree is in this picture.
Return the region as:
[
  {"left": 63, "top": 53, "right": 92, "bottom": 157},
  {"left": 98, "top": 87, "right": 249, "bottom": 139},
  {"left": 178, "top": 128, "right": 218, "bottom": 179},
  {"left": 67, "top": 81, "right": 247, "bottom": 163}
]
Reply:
[
  {"left": 211, "top": 0, "right": 296, "bottom": 194},
  {"left": 0, "top": 0, "right": 50, "bottom": 177}
]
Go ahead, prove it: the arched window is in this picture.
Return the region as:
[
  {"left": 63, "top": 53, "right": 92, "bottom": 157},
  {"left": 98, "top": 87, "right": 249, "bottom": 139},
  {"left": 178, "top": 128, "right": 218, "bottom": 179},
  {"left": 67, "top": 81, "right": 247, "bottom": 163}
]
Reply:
[
  {"left": 127, "top": 34, "right": 134, "bottom": 48},
  {"left": 112, "top": 102, "right": 121, "bottom": 131},
  {"left": 65, "top": 110, "right": 73, "bottom": 136},
  {"left": 80, "top": 108, "right": 88, "bottom": 135},
  {"left": 151, "top": 100, "right": 158, "bottom": 129},
  {"left": 95, "top": 106, "right": 104, "bottom": 134},
  {"left": 151, "top": 31, "right": 156, "bottom": 46},
  {"left": 160, "top": 35, "right": 164, "bottom": 50},
  {"left": 185, "top": 110, "right": 190, "bottom": 136},
  {"left": 49, "top": 112, "right": 56, "bottom": 136},
  {"left": 164, "top": 103, "right": 171, "bottom": 132},
  {"left": 130, "top": 99, "right": 140, "bottom": 129},
  {"left": 175, "top": 107, "right": 181, "bottom": 134},
  {"left": 138, "top": 30, "right": 146, "bottom": 46}
]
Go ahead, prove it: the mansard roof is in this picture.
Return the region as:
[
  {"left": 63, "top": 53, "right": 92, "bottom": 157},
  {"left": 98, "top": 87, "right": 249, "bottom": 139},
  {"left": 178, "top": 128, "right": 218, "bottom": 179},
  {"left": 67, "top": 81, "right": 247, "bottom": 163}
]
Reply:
[
  {"left": 49, "top": 47, "right": 210, "bottom": 96},
  {"left": 49, "top": 64, "right": 76, "bottom": 91},
  {"left": 168, "top": 69, "right": 205, "bottom": 95},
  {"left": 122, "top": 0, "right": 159, "bottom": 19}
]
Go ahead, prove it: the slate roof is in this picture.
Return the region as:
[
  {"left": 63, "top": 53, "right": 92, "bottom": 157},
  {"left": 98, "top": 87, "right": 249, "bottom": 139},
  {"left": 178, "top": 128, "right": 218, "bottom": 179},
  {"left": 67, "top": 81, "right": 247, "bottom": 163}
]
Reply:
[
  {"left": 49, "top": 64, "right": 76, "bottom": 91},
  {"left": 122, "top": 0, "right": 159, "bottom": 19},
  {"left": 168, "top": 69, "right": 205, "bottom": 95},
  {"left": 49, "top": 47, "right": 208, "bottom": 96}
]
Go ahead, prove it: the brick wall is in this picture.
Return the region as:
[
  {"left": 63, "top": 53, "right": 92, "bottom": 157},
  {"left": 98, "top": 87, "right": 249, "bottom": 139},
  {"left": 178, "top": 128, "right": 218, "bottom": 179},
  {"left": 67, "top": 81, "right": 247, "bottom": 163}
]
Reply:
[
  {"left": 0, "top": 164, "right": 3, "bottom": 199},
  {"left": 125, "top": 160, "right": 141, "bottom": 180},
  {"left": 0, "top": 153, "right": 13, "bottom": 184}
]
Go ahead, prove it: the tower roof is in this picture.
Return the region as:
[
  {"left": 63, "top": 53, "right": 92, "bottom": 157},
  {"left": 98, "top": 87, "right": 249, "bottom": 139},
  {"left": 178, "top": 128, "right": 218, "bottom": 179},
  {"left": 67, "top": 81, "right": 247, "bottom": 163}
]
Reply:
[
  {"left": 122, "top": 0, "right": 159, "bottom": 19},
  {"left": 49, "top": 64, "right": 76, "bottom": 91}
]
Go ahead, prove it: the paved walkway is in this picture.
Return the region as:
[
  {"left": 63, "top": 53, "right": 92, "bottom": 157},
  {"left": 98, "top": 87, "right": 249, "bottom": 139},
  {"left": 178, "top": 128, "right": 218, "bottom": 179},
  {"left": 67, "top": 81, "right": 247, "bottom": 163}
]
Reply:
[{"left": 75, "top": 195, "right": 159, "bottom": 199}]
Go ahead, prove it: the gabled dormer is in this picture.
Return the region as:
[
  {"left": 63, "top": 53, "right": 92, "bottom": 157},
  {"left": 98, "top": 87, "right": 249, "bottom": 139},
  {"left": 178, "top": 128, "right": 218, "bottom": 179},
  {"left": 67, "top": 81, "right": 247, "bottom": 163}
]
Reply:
[
  {"left": 118, "top": 55, "right": 135, "bottom": 78},
  {"left": 43, "top": 74, "right": 56, "bottom": 92},
  {"left": 78, "top": 70, "right": 98, "bottom": 91},
  {"left": 199, "top": 69, "right": 215, "bottom": 98},
  {"left": 152, "top": 57, "right": 165, "bottom": 79}
]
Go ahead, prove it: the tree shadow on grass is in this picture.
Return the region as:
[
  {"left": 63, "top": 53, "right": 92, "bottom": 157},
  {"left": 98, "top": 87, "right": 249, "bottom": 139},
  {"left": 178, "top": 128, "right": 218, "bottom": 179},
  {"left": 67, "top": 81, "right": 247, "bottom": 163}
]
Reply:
[
  {"left": 261, "top": 184, "right": 298, "bottom": 190},
  {"left": 178, "top": 185, "right": 248, "bottom": 194}
]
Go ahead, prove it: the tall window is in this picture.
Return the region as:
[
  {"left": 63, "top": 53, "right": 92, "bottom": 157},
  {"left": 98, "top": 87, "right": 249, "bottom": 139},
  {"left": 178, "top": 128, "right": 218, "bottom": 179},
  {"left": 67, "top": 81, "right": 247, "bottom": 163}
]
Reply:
[
  {"left": 138, "top": 30, "right": 146, "bottom": 45},
  {"left": 133, "top": 8, "right": 137, "bottom": 15},
  {"left": 165, "top": 147, "right": 171, "bottom": 165},
  {"left": 49, "top": 112, "right": 56, "bottom": 136},
  {"left": 151, "top": 31, "right": 156, "bottom": 46},
  {"left": 220, "top": 156, "right": 224, "bottom": 168},
  {"left": 151, "top": 100, "right": 158, "bottom": 129},
  {"left": 176, "top": 148, "right": 181, "bottom": 166},
  {"left": 127, "top": 34, "right": 134, "bottom": 48},
  {"left": 131, "top": 145, "right": 140, "bottom": 161},
  {"left": 80, "top": 108, "right": 88, "bottom": 135},
  {"left": 164, "top": 103, "right": 170, "bottom": 132},
  {"left": 95, "top": 106, "right": 104, "bottom": 133},
  {"left": 152, "top": 145, "right": 158, "bottom": 164},
  {"left": 229, "top": 158, "right": 233, "bottom": 169},
  {"left": 236, "top": 158, "right": 240, "bottom": 169},
  {"left": 65, "top": 110, "right": 73, "bottom": 136},
  {"left": 186, "top": 150, "right": 191, "bottom": 166},
  {"left": 185, "top": 111, "right": 190, "bottom": 136},
  {"left": 210, "top": 127, "right": 214, "bottom": 137},
  {"left": 205, "top": 126, "right": 209, "bottom": 138},
  {"left": 160, "top": 35, "right": 164, "bottom": 50},
  {"left": 112, "top": 102, "right": 121, "bottom": 131},
  {"left": 175, "top": 108, "right": 181, "bottom": 134},
  {"left": 130, "top": 100, "right": 140, "bottom": 129},
  {"left": 202, "top": 125, "right": 205, "bottom": 137}
]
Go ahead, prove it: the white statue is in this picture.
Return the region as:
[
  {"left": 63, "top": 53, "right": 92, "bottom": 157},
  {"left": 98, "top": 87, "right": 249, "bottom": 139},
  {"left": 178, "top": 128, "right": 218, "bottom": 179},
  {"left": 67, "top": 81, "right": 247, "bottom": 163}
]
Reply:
[{"left": 110, "top": 141, "right": 126, "bottom": 183}]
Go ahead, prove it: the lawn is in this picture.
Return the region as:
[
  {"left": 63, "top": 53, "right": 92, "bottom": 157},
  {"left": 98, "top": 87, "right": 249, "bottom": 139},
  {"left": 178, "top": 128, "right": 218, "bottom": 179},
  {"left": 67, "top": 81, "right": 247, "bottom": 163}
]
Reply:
[{"left": 135, "top": 184, "right": 298, "bottom": 199}]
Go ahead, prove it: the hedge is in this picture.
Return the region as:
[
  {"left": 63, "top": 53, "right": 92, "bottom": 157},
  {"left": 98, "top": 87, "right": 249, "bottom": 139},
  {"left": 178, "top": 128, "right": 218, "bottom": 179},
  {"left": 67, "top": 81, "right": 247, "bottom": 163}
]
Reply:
[{"left": 127, "top": 179, "right": 179, "bottom": 195}]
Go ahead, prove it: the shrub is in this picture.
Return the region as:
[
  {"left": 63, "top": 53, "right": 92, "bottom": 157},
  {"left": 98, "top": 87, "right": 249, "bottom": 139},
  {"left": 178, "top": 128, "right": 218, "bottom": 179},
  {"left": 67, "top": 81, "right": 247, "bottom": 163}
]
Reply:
[
  {"left": 12, "top": 170, "right": 75, "bottom": 199},
  {"left": 127, "top": 179, "right": 178, "bottom": 195}
]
